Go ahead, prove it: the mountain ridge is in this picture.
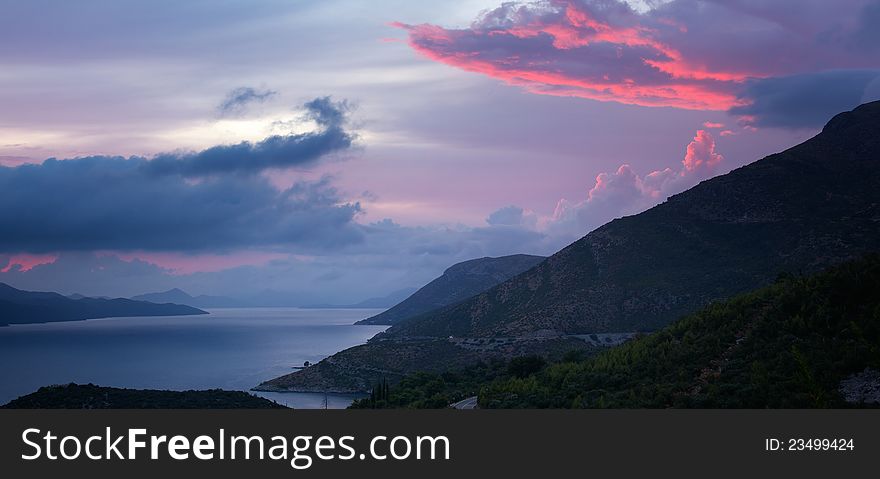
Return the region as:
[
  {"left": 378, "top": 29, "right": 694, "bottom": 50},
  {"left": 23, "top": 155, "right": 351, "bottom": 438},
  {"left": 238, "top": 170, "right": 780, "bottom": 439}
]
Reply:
[
  {"left": 356, "top": 254, "right": 546, "bottom": 325},
  {"left": 0, "top": 282, "right": 206, "bottom": 326},
  {"left": 131, "top": 288, "right": 246, "bottom": 308}
]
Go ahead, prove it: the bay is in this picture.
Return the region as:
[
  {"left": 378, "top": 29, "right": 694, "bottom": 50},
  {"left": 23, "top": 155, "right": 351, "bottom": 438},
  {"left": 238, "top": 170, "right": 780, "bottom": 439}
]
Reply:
[{"left": 0, "top": 308, "right": 387, "bottom": 408}]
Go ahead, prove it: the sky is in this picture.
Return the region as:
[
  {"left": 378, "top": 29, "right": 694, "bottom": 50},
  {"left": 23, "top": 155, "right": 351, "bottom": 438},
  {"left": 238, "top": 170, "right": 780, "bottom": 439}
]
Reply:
[{"left": 1, "top": 0, "right": 879, "bottom": 303}]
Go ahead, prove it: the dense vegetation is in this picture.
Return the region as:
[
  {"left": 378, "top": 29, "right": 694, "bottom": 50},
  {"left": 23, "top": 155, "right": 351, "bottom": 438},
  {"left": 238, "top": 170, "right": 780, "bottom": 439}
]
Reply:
[
  {"left": 353, "top": 257, "right": 880, "bottom": 408},
  {"left": 480, "top": 256, "right": 880, "bottom": 408},
  {"left": 349, "top": 352, "right": 586, "bottom": 408},
  {"left": 2, "top": 384, "right": 287, "bottom": 409},
  {"left": 349, "top": 360, "right": 509, "bottom": 408}
]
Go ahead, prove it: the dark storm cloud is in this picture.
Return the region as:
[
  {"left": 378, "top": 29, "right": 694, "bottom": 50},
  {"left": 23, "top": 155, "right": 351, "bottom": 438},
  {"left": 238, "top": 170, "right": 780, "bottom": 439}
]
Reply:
[
  {"left": 731, "top": 70, "right": 880, "bottom": 128},
  {"left": 0, "top": 97, "right": 364, "bottom": 253},
  {"left": 217, "top": 87, "right": 278, "bottom": 116},
  {"left": 0, "top": 155, "right": 363, "bottom": 253},
  {"left": 146, "top": 97, "right": 355, "bottom": 177},
  {"left": 302, "top": 96, "right": 352, "bottom": 129}
]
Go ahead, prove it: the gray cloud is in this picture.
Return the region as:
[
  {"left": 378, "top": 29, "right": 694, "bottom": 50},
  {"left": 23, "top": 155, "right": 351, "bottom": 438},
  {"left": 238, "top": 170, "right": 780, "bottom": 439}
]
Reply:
[
  {"left": 0, "top": 95, "right": 364, "bottom": 254},
  {"left": 146, "top": 96, "right": 355, "bottom": 177},
  {"left": 302, "top": 96, "right": 352, "bottom": 129},
  {"left": 853, "top": 1, "right": 880, "bottom": 51},
  {"left": 730, "top": 70, "right": 880, "bottom": 128},
  {"left": 217, "top": 87, "right": 278, "bottom": 116},
  {"left": 485, "top": 205, "right": 539, "bottom": 230},
  {"left": 0, "top": 155, "right": 363, "bottom": 252},
  {"left": 486, "top": 206, "right": 526, "bottom": 226}
]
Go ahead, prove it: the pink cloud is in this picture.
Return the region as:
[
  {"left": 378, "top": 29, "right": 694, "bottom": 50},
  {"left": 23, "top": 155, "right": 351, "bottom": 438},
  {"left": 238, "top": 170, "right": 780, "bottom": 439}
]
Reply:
[
  {"left": 1, "top": 253, "right": 58, "bottom": 273},
  {"left": 394, "top": 5, "right": 744, "bottom": 110},
  {"left": 587, "top": 164, "right": 642, "bottom": 202},
  {"left": 395, "top": 0, "right": 880, "bottom": 112},
  {"left": 702, "top": 121, "right": 724, "bottom": 128},
  {"left": 682, "top": 129, "right": 723, "bottom": 174},
  {"left": 394, "top": 1, "right": 752, "bottom": 110},
  {"left": 544, "top": 127, "right": 726, "bottom": 239}
]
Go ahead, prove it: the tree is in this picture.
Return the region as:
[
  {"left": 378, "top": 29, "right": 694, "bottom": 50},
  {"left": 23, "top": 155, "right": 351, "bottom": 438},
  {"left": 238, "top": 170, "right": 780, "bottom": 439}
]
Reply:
[{"left": 508, "top": 355, "right": 546, "bottom": 378}]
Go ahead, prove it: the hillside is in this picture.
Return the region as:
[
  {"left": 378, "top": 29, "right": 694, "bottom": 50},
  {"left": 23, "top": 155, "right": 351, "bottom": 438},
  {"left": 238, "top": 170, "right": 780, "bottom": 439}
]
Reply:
[
  {"left": 479, "top": 255, "right": 880, "bottom": 408},
  {"left": 255, "top": 335, "right": 594, "bottom": 394},
  {"left": 3, "top": 384, "right": 286, "bottom": 409},
  {"left": 385, "top": 101, "right": 880, "bottom": 338},
  {"left": 356, "top": 254, "right": 545, "bottom": 325},
  {"left": 0, "top": 283, "right": 206, "bottom": 326}
]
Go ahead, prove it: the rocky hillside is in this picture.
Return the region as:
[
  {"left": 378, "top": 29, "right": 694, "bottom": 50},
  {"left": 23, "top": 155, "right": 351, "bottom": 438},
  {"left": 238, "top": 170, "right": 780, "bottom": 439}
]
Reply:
[{"left": 356, "top": 254, "right": 545, "bottom": 325}]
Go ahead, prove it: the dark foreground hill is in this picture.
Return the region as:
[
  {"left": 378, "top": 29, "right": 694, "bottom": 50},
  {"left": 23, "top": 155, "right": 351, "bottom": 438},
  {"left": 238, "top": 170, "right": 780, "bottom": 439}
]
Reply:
[
  {"left": 2, "top": 384, "right": 286, "bottom": 409},
  {"left": 0, "top": 283, "right": 206, "bottom": 326},
  {"left": 386, "top": 101, "right": 880, "bottom": 339},
  {"left": 479, "top": 255, "right": 880, "bottom": 408},
  {"left": 356, "top": 255, "right": 545, "bottom": 325}
]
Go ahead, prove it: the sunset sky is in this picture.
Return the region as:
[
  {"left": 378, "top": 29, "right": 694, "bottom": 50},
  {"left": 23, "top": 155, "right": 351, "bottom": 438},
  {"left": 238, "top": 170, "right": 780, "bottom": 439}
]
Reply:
[{"left": 2, "top": 0, "right": 879, "bottom": 302}]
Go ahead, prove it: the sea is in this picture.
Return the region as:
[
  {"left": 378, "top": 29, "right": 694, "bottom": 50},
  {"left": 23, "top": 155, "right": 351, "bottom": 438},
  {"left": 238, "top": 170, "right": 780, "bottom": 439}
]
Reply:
[{"left": 0, "top": 308, "right": 388, "bottom": 409}]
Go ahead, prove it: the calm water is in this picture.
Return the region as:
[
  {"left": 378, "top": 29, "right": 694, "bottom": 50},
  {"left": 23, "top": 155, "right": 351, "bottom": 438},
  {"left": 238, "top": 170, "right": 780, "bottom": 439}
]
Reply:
[{"left": 0, "top": 308, "right": 387, "bottom": 408}]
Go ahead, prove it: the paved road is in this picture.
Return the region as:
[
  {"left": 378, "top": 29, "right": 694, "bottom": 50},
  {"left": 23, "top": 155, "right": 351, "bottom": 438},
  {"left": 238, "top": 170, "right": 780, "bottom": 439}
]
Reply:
[{"left": 449, "top": 396, "right": 478, "bottom": 409}]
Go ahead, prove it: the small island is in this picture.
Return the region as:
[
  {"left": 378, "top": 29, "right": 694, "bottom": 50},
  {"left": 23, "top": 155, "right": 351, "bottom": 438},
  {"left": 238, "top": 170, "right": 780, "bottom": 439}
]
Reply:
[{"left": 2, "top": 384, "right": 286, "bottom": 409}]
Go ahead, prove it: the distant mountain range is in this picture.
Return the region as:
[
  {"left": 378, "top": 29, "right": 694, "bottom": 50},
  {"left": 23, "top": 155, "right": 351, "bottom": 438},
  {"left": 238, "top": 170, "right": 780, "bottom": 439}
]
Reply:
[
  {"left": 259, "top": 101, "right": 880, "bottom": 393},
  {"left": 0, "top": 283, "right": 206, "bottom": 326},
  {"left": 67, "top": 293, "right": 110, "bottom": 300},
  {"left": 356, "top": 255, "right": 546, "bottom": 325},
  {"left": 130, "top": 287, "right": 422, "bottom": 309},
  {"left": 131, "top": 288, "right": 247, "bottom": 308},
  {"left": 301, "top": 287, "right": 418, "bottom": 310}
]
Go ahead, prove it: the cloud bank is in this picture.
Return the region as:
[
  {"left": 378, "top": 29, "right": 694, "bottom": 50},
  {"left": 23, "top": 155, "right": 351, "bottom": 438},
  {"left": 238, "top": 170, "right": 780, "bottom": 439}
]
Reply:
[
  {"left": 0, "top": 97, "right": 363, "bottom": 254},
  {"left": 0, "top": 157, "right": 363, "bottom": 253}
]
